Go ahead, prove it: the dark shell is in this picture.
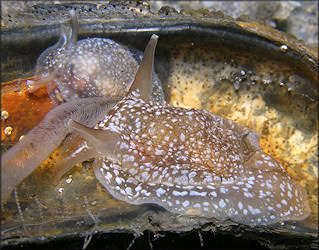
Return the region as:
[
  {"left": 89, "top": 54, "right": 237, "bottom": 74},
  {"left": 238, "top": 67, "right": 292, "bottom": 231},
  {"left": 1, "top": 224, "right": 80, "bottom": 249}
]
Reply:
[{"left": 1, "top": 1, "right": 318, "bottom": 249}]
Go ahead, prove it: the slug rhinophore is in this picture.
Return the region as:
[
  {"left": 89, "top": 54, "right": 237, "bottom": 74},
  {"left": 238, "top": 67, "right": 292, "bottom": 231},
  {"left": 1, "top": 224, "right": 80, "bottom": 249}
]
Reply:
[
  {"left": 27, "top": 10, "right": 164, "bottom": 104},
  {"left": 1, "top": 34, "right": 310, "bottom": 227}
]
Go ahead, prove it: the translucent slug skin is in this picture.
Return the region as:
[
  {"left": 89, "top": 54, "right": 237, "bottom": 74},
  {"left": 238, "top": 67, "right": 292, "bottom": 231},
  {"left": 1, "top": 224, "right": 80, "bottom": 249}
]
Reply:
[
  {"left": 1, "top": 96, "right": 120, "bottom": 203},
  {"left": 27, "top": 10, "right": 164, "bottom": 105}
]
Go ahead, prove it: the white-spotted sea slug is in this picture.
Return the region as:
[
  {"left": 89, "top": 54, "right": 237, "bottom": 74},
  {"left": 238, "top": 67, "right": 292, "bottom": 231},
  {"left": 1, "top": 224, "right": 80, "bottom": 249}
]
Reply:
[
  {"left": 26, "top": 10, "right": 164, "bottom": 104},
  {"left": 1, "top": 34, "right": 310, "bottom": 227}
]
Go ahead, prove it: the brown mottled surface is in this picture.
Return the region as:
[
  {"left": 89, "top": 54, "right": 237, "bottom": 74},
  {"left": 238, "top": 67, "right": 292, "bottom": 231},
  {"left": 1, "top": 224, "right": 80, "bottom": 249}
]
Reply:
[{"left": 1, "top": 78, "right": 54, "bottom": 145}]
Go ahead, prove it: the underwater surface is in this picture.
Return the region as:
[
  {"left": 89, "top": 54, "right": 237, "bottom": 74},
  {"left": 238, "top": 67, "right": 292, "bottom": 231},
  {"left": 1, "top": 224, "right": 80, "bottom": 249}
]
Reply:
[{"left": 1, "top": 1, "right": 318, "bottom": 249}]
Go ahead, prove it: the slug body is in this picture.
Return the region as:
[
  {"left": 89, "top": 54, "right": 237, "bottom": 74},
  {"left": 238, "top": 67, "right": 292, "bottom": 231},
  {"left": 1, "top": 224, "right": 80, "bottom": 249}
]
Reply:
[
  {"left": 1, "top": 34, "right": 310, "bottom": 227},
  {"left": 27, "top": 10, "right": 164, "bottom": 104}
]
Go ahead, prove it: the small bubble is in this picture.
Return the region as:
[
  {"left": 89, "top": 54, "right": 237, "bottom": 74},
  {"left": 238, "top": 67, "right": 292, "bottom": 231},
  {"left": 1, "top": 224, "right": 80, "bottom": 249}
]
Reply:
[
  {"left": 280, "top": 45, "right": 288, "bottom": 53},
  {"left": 240, "top": 70, "right": 246, "bottom": 76},
  {"left": 66, "top": 178, "right": 72, "bottom": 184},
  {"left": 1, "top": 110, "right": 9, "bottom": 121},
  {"left": 234, "top": 81, "right": 240, "bottom": 90},
  {"left": 4, "top": 126, "right": 13, "bottom": 136}
]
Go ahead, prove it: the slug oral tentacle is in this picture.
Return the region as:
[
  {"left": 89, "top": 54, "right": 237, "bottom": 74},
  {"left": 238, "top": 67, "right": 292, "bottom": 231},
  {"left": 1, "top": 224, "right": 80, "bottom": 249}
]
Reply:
[
  {"left": 51, "top": 134, "right": 96, "bottom": 185},
  {"left": 27, "top": 72, "right": 58, "bottom": 93}
]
